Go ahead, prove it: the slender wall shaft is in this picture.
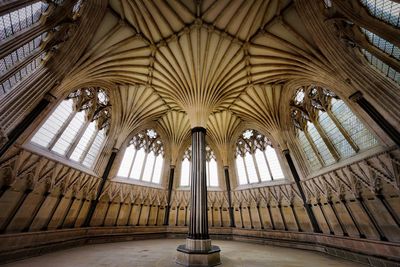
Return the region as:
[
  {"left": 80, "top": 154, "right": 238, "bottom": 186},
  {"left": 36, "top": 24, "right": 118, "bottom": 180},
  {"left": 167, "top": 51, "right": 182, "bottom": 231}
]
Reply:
[
  {"left": 224, "top": 166, "right": 235, "bottom": 227},
  {"left": 163, "top": 166, "right": 175, "bottom": 225},
  {"left": 283, "top": 149, "right": 322, "bottom": 233}
]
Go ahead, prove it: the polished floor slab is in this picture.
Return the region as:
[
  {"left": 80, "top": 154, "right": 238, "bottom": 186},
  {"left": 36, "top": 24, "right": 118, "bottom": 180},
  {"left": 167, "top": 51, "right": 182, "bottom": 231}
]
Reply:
[{"left": 3, "top": 239, "right": 364, "bottom": 267}]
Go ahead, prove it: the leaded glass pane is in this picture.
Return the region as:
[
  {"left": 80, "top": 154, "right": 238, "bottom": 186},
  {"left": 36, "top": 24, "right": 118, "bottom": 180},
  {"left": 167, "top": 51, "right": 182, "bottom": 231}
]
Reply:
[
  {"left": 255, "top": 150, "right": 271, "bottom": 181},
  {"left": 244, "top": 153, "right": 258, "bottom": 183},
  {"left": 130, "top": 148, "right": 145, "bottom": 179},
  {"left": 117, "top": 146, "right": 135, "bottom": 177},
  {"left": 362, "top": 49, "right": 400, "bottom": 84},
  {"left": 0, "top": 52, "right": 45, "bottom": 98},
  {"left": 0, "top": 2, "right": 49, "bottom": 41},
  {"left": 51, "top": 111, "right": 85, "bottom": 156},
  {"left": 362, "top": 28, "right": 400, "bottom": 60},
  {"left": 307, "top": 122, "right": 336, "bottom": 166},
  {"left": 70, "top": 122, "right": 96, "bottom": 162},
  {"left": 142, "top": 152, "right": 155, "bottom": 182},
  {"left": 298, "top": 131, "right": 322, "bottom": 170},
  {"left": 209, "top": 158, "right": 219, "bottom": 187},
  {"left": 265, "top": 146, "right": 284, "bottom": 179},
  {"left": 151, "top": 155, "right": 163, "bottom": 184},
  {"left": 331, "top": 99, "right": 378, "bottom": 150},
  {"left": 318, "top": 111, "right": 356, "bottom": 158},
  {"left": 360, "top": 0, "right": 400, "bottom": 27},
  {"left": 236, "top": 157, "right": 248, "bottom": 185},
  {"left": 206, "top": 161, "right": 210, "bottom": 186},
  {"left": 82, "top": 129, "right": 105, "bottom": 168},
  {"left": 0, "top": 33, "right": 47, "bottom": 75},
  {"left": 31, "top": 99, "right": 73, "bottom": 147},
  {"left": 180, "top": 158, "right": 190, "bottom": 186},
  {"left": 118, "top": 129, "right": 164, "bottom": 184}
]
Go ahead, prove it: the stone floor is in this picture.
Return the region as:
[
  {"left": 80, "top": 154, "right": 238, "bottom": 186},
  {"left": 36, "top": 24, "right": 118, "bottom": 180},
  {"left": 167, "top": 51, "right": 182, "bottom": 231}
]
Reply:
[{"left": 3, "top": 239, "right": 364, "bottom": 267}]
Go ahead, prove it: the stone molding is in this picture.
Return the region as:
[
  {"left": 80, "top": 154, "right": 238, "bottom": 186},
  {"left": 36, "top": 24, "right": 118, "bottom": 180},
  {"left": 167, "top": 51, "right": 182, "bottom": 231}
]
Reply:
[{"left": 0, "top": 226, "right": 399, "bottom": 266}]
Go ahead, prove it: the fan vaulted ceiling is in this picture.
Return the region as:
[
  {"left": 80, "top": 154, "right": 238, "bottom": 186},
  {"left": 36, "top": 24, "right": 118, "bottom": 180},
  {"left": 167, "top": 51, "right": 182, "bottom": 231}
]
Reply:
[{"left": 62, "top": 0, "right": 332, "bottom": 152}]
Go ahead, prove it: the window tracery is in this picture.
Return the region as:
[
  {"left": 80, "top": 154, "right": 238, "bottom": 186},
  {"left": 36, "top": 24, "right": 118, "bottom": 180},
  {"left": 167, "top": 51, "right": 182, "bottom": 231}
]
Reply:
[
  {"left": 235, "top": 129, "right": 285, "bottom": 185},
  {"left": 180, "top": 145, "right": 219, "bottom": 187},
  {"left": 117, "top": 129, "right": 164, "bottom": 184},
  {"left": 290, "top": 85, "right": 378, "bottom": 170},
  {"left": 30, "top": 87, "right": 111, "bottom": 168}
]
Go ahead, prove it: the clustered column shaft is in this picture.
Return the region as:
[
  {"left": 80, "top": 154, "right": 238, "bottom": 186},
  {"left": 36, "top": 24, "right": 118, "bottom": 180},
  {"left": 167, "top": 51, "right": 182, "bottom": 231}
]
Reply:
[{"left": 188, "top": 127, "right": 209, "bottom": 240}]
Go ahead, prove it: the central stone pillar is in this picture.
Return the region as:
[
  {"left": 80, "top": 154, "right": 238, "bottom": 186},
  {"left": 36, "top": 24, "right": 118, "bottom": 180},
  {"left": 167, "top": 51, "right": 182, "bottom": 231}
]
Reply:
[{"left": 176, "top": 127, "right": 221, "bottom": 266}]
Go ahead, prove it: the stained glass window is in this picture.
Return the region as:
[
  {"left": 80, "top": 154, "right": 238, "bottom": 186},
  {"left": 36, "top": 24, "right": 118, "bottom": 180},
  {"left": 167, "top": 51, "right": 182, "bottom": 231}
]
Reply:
[
  {"left": 0, "top": 0, "right": 82, "bottom": 98},
  {"left": 360, "top": 0, "right": 400, "bottom": 27},
  {"left": 291, "top": 85, "right": 379, "bottom": 171},
  {"left": 116, "top": 129, "right": 164, "bottom": 184},
  {"left": 362, "top": 49, "right": 400, "bottom": 84},
  {"left": 180, "top": 158, "right": 190, "bottom": 186},
  {"left": 0, "top": 2, "right": 49, "bottom": 41},
  {"left": 298, "top": 131, "right": 322, "bottom": 170},
  {"left": 180, "top": 145, "right": 219, "bottom": 187},
  {"left": 235, "top": 129, "right": 285, "bottom": 185},
  {"left": 359, "top": 27, "right": 400, "bottom": 84},
  {"left": 236, "top": 157, "right": 248, "bottom": 185},
  {"left": 331, "top": 98, "right": 378, "bottom": 150},
  {"left": 0, "top": 33, "right": 46, "bottom": 76},
  {"left": 1, "top": 53, "right": 45, "bottom": 97},
  {"left": 30, "top": 87, "right": 111, "bottom": 169}
]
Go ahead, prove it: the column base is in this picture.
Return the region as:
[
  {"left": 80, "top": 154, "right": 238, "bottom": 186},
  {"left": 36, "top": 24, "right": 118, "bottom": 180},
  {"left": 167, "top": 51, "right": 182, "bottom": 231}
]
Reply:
[{"left": 176, "top": 239, "right": 221, "bottom": 266}]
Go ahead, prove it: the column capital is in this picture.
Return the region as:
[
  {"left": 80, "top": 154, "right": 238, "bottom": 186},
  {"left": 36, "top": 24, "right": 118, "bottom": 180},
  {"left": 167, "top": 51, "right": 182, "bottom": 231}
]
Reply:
[
  {"left": 282, "top": 149, "right": 290, "bottom": 155},
  {"left": 111, "top": 147, "right": 119, "bottom": 153},
  {"left": 191, "top": 127, "right": 206, "bottom": 134},
  {"left": 349, "top": 91, "right": 363, "bottom": 103}
]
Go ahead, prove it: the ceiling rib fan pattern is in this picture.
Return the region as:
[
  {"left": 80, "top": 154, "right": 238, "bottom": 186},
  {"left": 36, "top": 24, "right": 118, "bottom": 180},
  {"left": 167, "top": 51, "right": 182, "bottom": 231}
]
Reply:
[{"left": 60, "top": 0, "right": 333, "bottom": 147}]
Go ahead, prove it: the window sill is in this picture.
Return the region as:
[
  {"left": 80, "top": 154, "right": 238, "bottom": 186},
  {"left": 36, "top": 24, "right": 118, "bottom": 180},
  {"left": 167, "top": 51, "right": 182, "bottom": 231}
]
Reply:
[
  {"left": 305, "top": 145, "right": 390, "bottom": 180},
  {"left": 177, "top": 186, "right": 222, "bottom": 191},
  {"left": 112, "top": 176, "right": 164, "bottom": 189},
  {"left": 234, "top": 179, "right": 289, "bottom": 190},
  {"left": 22, "top": 143, "right": 98, "bottom": 177}
]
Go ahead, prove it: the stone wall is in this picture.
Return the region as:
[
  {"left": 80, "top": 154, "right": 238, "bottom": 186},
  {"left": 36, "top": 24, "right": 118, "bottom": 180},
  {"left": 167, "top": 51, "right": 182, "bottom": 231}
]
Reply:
[
  {"left": 0, "top": 146, "right": 399, "bottom": 266},
  {"left": 0, "top": 226, "right": 399, "bottom": 266}
]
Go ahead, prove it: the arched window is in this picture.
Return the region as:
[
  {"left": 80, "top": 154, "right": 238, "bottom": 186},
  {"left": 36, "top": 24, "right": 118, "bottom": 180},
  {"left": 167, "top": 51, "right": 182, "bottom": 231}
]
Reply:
[
  {"left": 360, "top": 28, "right": 400, "bottom": 84},
  {"left": 290, "top": 85, "right": 378, "bottom": 171},
  {"left": 30, "top": 87, "right": 111, "bottom": 168},
  {"left": 356, "top": 1, "right": 400, "bottom": 84},
  {"left": 235, "top": 129, "right": 285, "bottom": 185},
  {"left": 180, "top": 145, "right": 219, "bottom": 187},
  {"left": 0, "top": 1, "right": 49, "bottom": 97},
  {"left": 0, "top": 0, "right": 85, "bottom": 98},
  {"left": 117, "top": 129, "right": 164, "bottom": 184},
  {"left": 0, "top": 2, "right": 49, "bottom": 41}
]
